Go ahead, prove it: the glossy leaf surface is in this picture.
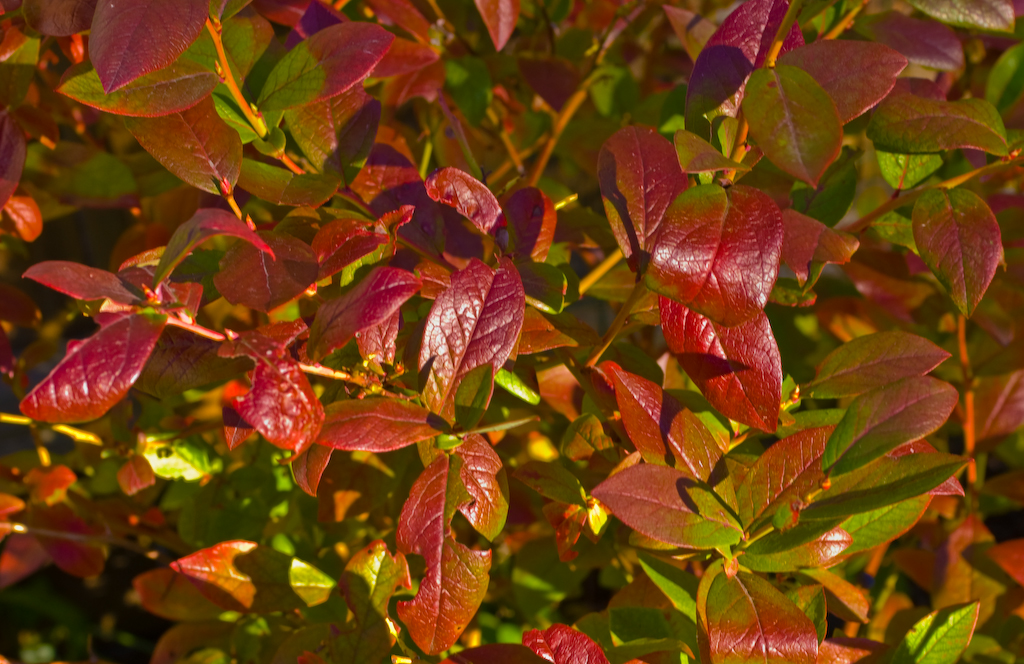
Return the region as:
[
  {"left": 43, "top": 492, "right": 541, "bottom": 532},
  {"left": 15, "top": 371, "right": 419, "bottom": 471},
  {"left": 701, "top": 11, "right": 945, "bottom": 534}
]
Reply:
[
  {"left": 23, "top": 261, "right": 141, "bottom": 304},
  {"left": 154, "top": 208, "right": 272, "bottom": 287},
  {"left": 214, "top": 232, "right": 318, "bottom": 312},
  {"left": 57, "top": 60, "right": 218, "bottom": 117},
  {"left": 425, "top": 167, "right": 503, "bottom": 235},
  {"left": 867, "top": 92, "right": 1007, "bottom": 156},
  {"left": 317, "top": 398, "right": 445, "bottom": 451}
]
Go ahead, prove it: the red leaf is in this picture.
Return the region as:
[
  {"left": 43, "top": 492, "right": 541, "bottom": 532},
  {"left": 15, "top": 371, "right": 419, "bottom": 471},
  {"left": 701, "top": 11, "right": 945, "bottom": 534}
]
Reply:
[
  {"left": 816, "top": 638, "right": 888, "bottom": 664},
  {"left": 591, "top": 464, "right": 742, "bottom": 549},
  {"left": 23, "top": 261, "right": 141, "bottom": 304},
  {"left": 291, "top": 444, "right": 333, "bottom": 497},
  {"left": 425, "top": 167, "right": 503, "bottom": 235},
  {"left": 974, "top": 370, "right": 1024, "bottom": 444},
  {"left": 308, "top": 266, "right": 420, "bottom": 361},
  {"left": 648, "top": 185, "right": 783, "bottom": 326},
  {"left": 0, "top": 493, "right": 25, "bottom": 518},
  {"left": 214, "top": 232, "right": 318, "bottom": 312},
  {"left": 222, "top": 405, "right": 256, "bottom": 450},
  {"left": 474, "top": 0, "right": 520, "bottom": 51},
  {"left": 357, "top": 310, "right": 401, "bottom": 364},
  {"left": 317, "top": 398, "right": 446, "bottom": 452},
  {"left": 778, "top": 41, "right": 907, "bottom": 124},
  {"left": 441, "top": 644, "right": 549, "bottom": 664},
  {"left": 124, "top": 95, "right": 242, "bottom": 196},
  {"left": 372, "top": 37, "right": 440, "bottom": 78},
  {"left": 132, "top": 567, "right": 225, "bottom": 621},
  {"left": 89, "top": 0, "right": 208, "bottom": 92},
  {"left": 155, "top": 208, "right": 273, "bottom": 287},
  {"left": 3, "top": 193, "right": 43, "bottom": 242},
  {"left": 505, "top": 187, "right": 557, "bottom": 262},
  {"left": 523, "top": 624, "right": 609, "bottom": 664},
  {"left": 311, "top": 218, "right": 389, "bottom": 281},
  {"left": 597, "top": 126, "right": 688, "bottom": 269},
  {"left": 117, "top": 455, "right": 156, "bottom": 496},
  {"left": 233, "top": 356, "right": 324, "bottom": 454},
  {"left": 0, "top": 534, "right": 52, "bottom": 589},
  {"left": 987, "top": 539, "right": 1024, "bottom": 587},
  {"left": 912, "top": 188, "right": 1003, "bottom": 317},
  {"left": 0, "top": 283, "right": 41, "bottom": 327},
  {"left": 21, "top": 313, "right": 167, "bottom": 423},
  {"left": 365, "top": 0, "right": 432, "bottom": 42},
  {"left": 23, "top": 0, "right": 97, "bottom": 36},
  {"left": 781, "top": 209, "right": 859, "bottom": 285},
  {"left": 456, "top": 435, "right": 509, "bottom": 541},
  {"left": 397, "top": 456, "right": 491, "bottom": 654},
  {"left": 29, "top": 503, "right": 105, "bottom": 577},
  {"left": 602, "top": 362, "right": 722, "bottom": 480},
  {"left": 661, "top": 298, "right": 782, "bottom": 433},
  {"left": 24, "top": 465, "right": 76, "bottom": 505},
  {"left": 419, "top": 258, "right": 525, "bottom": 422},
  {"left": 0, "top": 113, "right": 28, "bottom": 210},
  {"left": 736, "top": 426, "right": 832, "bottom": 525},
  {"left": 518, "top": 57, "right": 580, "bottom": 112}
]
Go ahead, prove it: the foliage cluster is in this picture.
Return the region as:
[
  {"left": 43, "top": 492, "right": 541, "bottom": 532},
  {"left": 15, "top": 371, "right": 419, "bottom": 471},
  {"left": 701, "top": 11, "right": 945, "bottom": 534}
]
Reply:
[{"left": 1, "top": 0, "right": 1024, "bottom": 663}]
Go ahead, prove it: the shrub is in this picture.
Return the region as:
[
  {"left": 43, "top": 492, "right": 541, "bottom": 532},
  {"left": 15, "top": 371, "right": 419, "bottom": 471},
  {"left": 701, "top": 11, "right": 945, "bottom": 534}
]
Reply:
[{"left": 1, "top": 0, "right": 1023, "bottom": 663}]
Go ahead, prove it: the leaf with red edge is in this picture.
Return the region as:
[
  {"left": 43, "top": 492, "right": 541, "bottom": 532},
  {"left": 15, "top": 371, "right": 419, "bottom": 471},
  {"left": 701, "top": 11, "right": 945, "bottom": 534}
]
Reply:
[
  {"left": 284, "top": 85, "right": 381, "bottom": 184},
  {"left": 987, "top": 539, "right": 1024, "bottom": 587},
  {"left": 118, "top": 455, "right": 156, "bottom": 496},
  {"left": 29, "top": 503, "right": 105, "bottom": 577},
  {"left": 171, "top": 540, "right": 336, "bottom": 613},
  {"left": 474, "top": 0, "right": 519, "bottom": 51},
  {"left": 742, "top": 525, "right": 852, "bottom": 572},
  {"left": 647, "top": 184, "right": 783, "bottom": 327},
  {"left": 214, "top": 231, "right": 318, "bottom": 312},
  {"left": 867, "top": 89, "right": 1008, "bottom": 156},
  {"left": 311, "top": 217, "right": 389, "bottom": 281},
  {"left": 308, "top": 266, "right": 420, "bottom": 361},
  {"left": 23, "top": 261, "right": 141, "bottom": 304},
  {"left": 454, "top": 434, "right": 509, "bottom": 541},
  {"left": 136, "top": 328, "right": 253, "bottom": 399},
  {"left": 440, "top": 644, "right": 549, "bottom": 664},
  {"left": 591, "top": 464, "right": 742, "bottom": 549},
  {"left": 89, "top": 0, "right": 208, "bottom": 93},
  {"left": 602, "top": 362, "right": 721, "bottom": 480},
  {"left": 57, "top": 60, "right": 218, "bottom": 117},
  {"left": 912, "top": 188, "right": 1003, "bottom": 317},
  {"left": 291, "top": 444, "right": 332, "bottom": 497},
  {"left": 357, "top": 310, "right": 401, "bottom": 364},
  {"left": 23, "top": 0, "right": 97, "bottom": 36},
  {"left": 426, "top": 167, "right": 503, "bottom": 235},
  {"left": 21, "top": 313, "right": 166, "bottom": 423},
  {"left": 132, "top": 567, "right": 225, "bottom": 621},
  {"left": 0, "top": 112, "right": 26, "bottom": 210},
  {"left": 697, "top": 560, "right": 818, "bottom": 664},
  {"left": 3, "top": 193, "right": 43, "bottom": 242},
  {"left": 257, "top": 22, "right": 394, "bottom": 111},
  {"left": 807, "top": 331, "right": 951, "bottom": 399},
  {"left": 907, "top": 0, "right": 1014, "bottom": 31},
  {"left": 742, "top": 65, "right": 843, "bottom": 187},
  {"left": 155, "top": 208, "right": 272, "bottom": 286},
  {"left": 24, "top": 465, "right": 76, "bottom": 505},
  {"left": 317, "top": 398, "right": 447, "bottom": 452},
  {"left": 597, "top": 125, "right": 688, "bottom": 269},
  {"left": 335, "top": 540, "right": 412, "bottom": 664},
  {"left": 419, "top": 258, "right": 525, "bottom": 423},
  {"left": 778, "top": 41, "right": 907, "bottom": 124},
  {"left": 781, "top": 209, "right": 859, "bottom": 286},
  {"left": 736, "top": 426, "right": 833, "bottom": 526},
  {"left": 661, "top": 298, "right": 782, "bottom": 433},
  {"left": 232, "top": 356, "right": 323, "bottom": 454},
  {"left": 237, "top": 160, "right": 341, "bottom": 207},
  {"left": 365, "top": 0, "right": 431, "bottom": 42},
  {"left": 396, "top": 455, "right": 491, "bottom": 654},
  {"left": 523, "top": 624, "right": 609, "bottom": 664},
  {"left": 822, "top": 376, "right": 959, "bottom": 476},
  {"left": 124, "top": 95, "right": 242, "bottom": 196},
  {"left": 0, "top": 283, "right": 41, "bottom": 327},
  {"left": 372, "top": 37, "right": 440, "bottom": 78},
  {"left": 505, "top": 187, "right": 556, "bottom": 262}
]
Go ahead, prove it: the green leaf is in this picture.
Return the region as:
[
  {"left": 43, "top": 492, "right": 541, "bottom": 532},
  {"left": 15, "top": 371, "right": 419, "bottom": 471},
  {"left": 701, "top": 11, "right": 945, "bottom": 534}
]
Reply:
[
  {"left": 590, "top": 65, "right": 639, "bottom": 118},
  {"left": 58, "top": 60, "right": 218, "bottom": 117},
  {"left": 560, "top": 413, "right": 615, "bottom": 460},
  {"left": 892, "top": 602, "right": 980, "bottom": 664},
  {"left": 334, "top": 540, "right": 411, "bottom": 664},
  {"left": 495, "top": 368, "right": 541, "bottom": 405},
  {"left": 454, "top": 363, "right": 493, "bottom": 430},
  {"left": 637, "top": 551, "right": 699, "bottom": 616},
  {"left": 742, "top": 65, "right": 843, "bottom": 186},
  {"left": 518, "top": 261, "right": 568, "bottom": 314},
  {"left": 838, "top": 495, "right": 931, "bottom": 555},
  {"left": 905, "top": 0, "right": 1013, "bottom": 31},
  {"left": 741, "top": 523, "right": 851, "bottom": 572},
  {"left": 513, "top": 460, "right": 586, "bottom": 507},
  {"left": 986, "top": 42, "right": 1024, "bottom": 112},
  {"left": 445, "top": 56, "right": 492, "bottom": 126},
  {"left": 786, "top": 584, "right": 827, "bottom": 643},
  {"left": 868, "top": 92, "right": 1008, "bottom": 156},
  {"left": 877, "top": 151, "right": 943, "bottom": 190},
  {"left": 236, "top": 159, "right": 341, "bottom": 207},
  {"left": 673, "top": 130, "right": 747, "bottom": 174}
]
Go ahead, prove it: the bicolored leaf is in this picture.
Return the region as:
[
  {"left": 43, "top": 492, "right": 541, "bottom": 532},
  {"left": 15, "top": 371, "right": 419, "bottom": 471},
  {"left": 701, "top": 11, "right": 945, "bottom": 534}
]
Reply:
[
  {"left": 124, "top": 95, "right": 241, "bottom": 195},
  {"left": 778, "top": 41, "right": 907, "bottom": 124},
  {"left": 425, "top": 167, "right": 503, "bottom": 235},
  {"left": 334, "top": 540, "right": 411, "bottom": 664},
  {"left": 291, "top": 444, "right": 333, "bottom": 497},
  {"left": 737, "top": 426, "right": 833, "bottom": 526},
  {"left": 647, "top": 184, "right": 783, "bottom": 327},
  {"left": 419, "top": 258, "right": 525, "bottom": 423},
  {"left": 523, "top": 624, "right": 609, "bottom": 664},
  {"left": 454, "top": 434, "right": 509, "bottom": 541},
  {"left": 798, "top": 568, "right": 870, "bottom": 624},
  {"left": 661, "top": 298, "right": 782, "bottom": 433},
  {"left": 674, "top": 130, "right": 748, "bottom": 175},
  {"left": 317, "top": 398, "right": 446, "bottom": 452},
  {"left": 284, "top": 85, "right": 380, "bottom": 184},
  {"left": 23, "top": 261, "right": 141, "bottom": 304},
  {"left": 912, "top": 188, "right": 1003, "bottom": 317},
  {"left": 591, "top": 464, "right": 742, "bottom": 549},
  {"left": 21, "top": 313, "right": 166, "bottom": 423},
  {"left": 258, "top": 22, "right": 394, "bottom": 111},
  {"left": 132, "top": 568, "right": 225, "bottom": 621},
  {"left": 742, "top": 525, "right": 852, "bottom": 572},
  {"left": 822, "top": 376, "right": 959, "bottom": 475},
  {"left": 505, "top": 187, "right": 556, "bottom": 262},
  {"left": 807, "top": 331, "right": 950, "bottom": 399},
  {"left": 171, "top": 540, "right": 336, "bottom": 613},
  {"left": 0, "top": 113, "right": 27, "bottom": 211},
  {"left": 214, "top": 231, "right": 318, "bottom": 312},
  {"left": 58, "top": 60, "right": 218, "bottom": 117},
  {"left": 906, "top": 0, "right": 1013, "bottom": 31},
  {"left": 742, "top": 65, "right": 842, "bottom": 186},
  {"left": 117, "top": 455, "right": 155, "bottom": 496},
  {"left": 154, "top": 208, "right": 272, "bottom": 287},
  {"left": 474, "top": 0, "right": 519, "bottom": 51},
  {"left": 232, "top": 355, "right": 323, "bottom": 454},
  {"left": 598, "top": 125, "right": 688, "bottom": 268},
  {"left": 697, "top": 560, "right": 818, "bottom": 664},
  {"left": 136, "top": 328, "right": 253, "bottom": 399},
  {"left": 24, "top": 465, "right": 77, "bottom": 505},
  {"left": 986, "top": 539, "right": 1024, "bottom": 586},
  {"left": 23, "top": 0, "right": 97, "bottom": 36},
  {"left": 308, "top": 267, "right": 420, "bottom": 361},
  {"left": 868, "top": 91, "right": 1008, "bottom": 156},
  {"left": 781, "top": 209, "right": 859, "bottom": 285},
  {"left": 891, "top": 602, "right": 980, "bottom": 664},
  {"left": 89, "top": 0, "right": 208, "bottom": 93},
  {"left": 602, "top": 362, "right": 721, "bottom": 480}
]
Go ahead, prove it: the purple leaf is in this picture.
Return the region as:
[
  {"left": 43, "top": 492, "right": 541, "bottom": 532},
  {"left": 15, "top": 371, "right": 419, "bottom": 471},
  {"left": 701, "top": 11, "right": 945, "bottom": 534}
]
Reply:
[
  {"left": 23, "top": 0, "right": 97, "bottom": 36},
  {"left": 854, "top": 12, "right": 963, "bottom": 72},
  {"left": 504, "top": 187, "right": 556, "bottom": 262}
]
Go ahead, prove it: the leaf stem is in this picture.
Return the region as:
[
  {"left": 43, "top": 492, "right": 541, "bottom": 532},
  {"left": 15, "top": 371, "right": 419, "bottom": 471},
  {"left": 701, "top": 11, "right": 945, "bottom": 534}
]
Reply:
[
  {"left": 724, "top": 112, "right": 751, "bottom": 182},
  {"left": 763, "top": 0, "right": 803, "bottom": 69},
  {"left": 225, "top": 192, "right": 243, "bottom": 219},
  {"left": 820, "top": 0, "right": 868, "bottom": 40},
  {"left": 1, "top": 412, "right": 103, "bottom": 446},
  {"left": 742, "top": 521, "right": 775, "bottom": 547},
  {"left": 578, "top": 249, "right": 623, "bottom": 295},
  {"left": 526, "top": 88, "right": 588, "bottom": 187},
  {"left": 958, "top": 315, "right": 977, "bottom": 488},
  {"left": 585, "top": 280, "right": 647, "bottom": 367},
  {"left": 279, "top": 152, "right": 306, "bottom": 175},
  {"left": 9, "top": 522, "right": 172, "bottom": 564},
  {"left": 204, "top": 18, "right": 268, "bottom": 139}
]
